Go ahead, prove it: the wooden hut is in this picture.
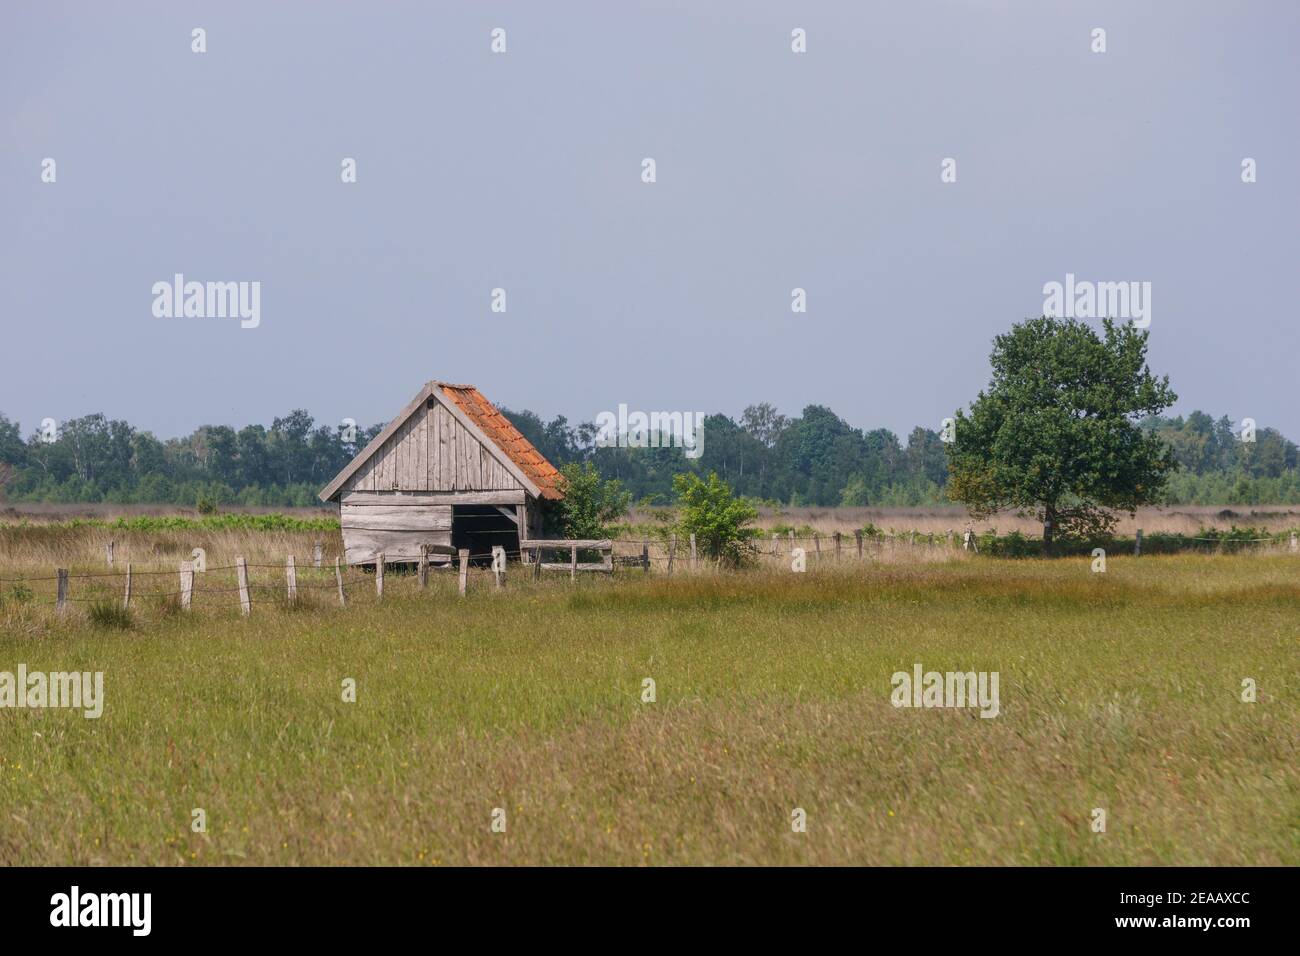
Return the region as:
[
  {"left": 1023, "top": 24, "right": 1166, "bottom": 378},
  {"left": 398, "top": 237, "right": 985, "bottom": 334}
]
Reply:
[{"left": 318, "top": 381, "right": 563, "bottom": 566}]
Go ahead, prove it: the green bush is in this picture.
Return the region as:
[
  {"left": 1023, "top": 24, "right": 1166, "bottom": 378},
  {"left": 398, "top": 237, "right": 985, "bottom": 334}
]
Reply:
[
  {"left": 674, "top": 472, "right": 759, "bottom": 567},
  {"left": 553, "top": 463, "right": 632, "bottom": 539}
]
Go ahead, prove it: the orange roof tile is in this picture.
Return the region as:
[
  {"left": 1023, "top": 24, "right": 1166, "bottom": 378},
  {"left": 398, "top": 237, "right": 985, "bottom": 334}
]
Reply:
[{"left": 437, "top": 383, "right": 564, "bottom": 500}]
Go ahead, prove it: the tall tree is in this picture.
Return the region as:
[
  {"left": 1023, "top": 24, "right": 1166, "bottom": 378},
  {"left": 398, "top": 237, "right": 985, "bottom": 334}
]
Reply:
[
  {"left": 0, "top": 415, "right": 28, "bottom": 468},
  {"left": 947, "top": 317, "right": 1178, "bottom": 551},
  {"left": 740, "top": 402, "right": 788, "bottom": 449},
  {"left": 905, "top": 427, "right": 947, "bottom": 486}
]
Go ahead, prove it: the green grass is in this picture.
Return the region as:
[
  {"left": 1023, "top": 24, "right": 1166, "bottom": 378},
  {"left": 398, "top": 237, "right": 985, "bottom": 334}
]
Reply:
[
  {"left": 0, "top": 514, "right": 341, "bottom": 533},
  {"left": 86, "top": 600, "right": 134, "bottom": 631},
  {"left": 0, "top": 554, "right": 1296, "bottom": 865}
]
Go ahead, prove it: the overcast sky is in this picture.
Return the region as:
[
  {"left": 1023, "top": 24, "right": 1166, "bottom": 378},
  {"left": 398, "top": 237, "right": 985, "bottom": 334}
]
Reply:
[{"left": 2, "top": 1, "right": 1296, "bottom": 443}]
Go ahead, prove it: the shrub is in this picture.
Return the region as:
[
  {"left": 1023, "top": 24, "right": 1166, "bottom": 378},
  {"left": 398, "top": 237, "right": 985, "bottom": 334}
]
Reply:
[
  {"left": 673, "top": 472, "right": 759, "bottom": 567},
  {"left": 553, "top": 463, "right": 632, "bottom": 539},
  {"left": 983, "top": 530, "right": 1040, "bottom": 558},
  {"left": 839, "top": 476, "right": 870, "bottom": 507}
]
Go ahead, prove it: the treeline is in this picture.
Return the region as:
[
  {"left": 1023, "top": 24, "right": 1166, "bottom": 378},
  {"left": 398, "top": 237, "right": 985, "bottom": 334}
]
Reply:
[
  {"left": 505, "top": 404, "right": 1300, "bottom": 506},
  {"left": 1145, "top": 412, "right": 1300, "bottom": 505},
  {"left": 503, "top": 403, "right": 947, "bottom": 506},
  {"left": 1, "top": 404, "right": 1297, "bottom": 508},
  {"left": 0, "top": 411, "right": 383, "bottom": 507}
]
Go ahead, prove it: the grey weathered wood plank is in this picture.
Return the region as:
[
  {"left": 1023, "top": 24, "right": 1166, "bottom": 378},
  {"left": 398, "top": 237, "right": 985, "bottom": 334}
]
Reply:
[
  {"left": 417, "top": 402, "right": 428, "bottom": 492},
  {"left": 341, "top": 514, "right": 452, "bottom": 532},
  {"left": 344, "top": 528, "right": 453, "bottom": 547},
  {"left": 340, "top": 505, "right": 453, "bottom": 519},
  {"left": 437, "top": 404, "right": 451, "bottom": 490},
  {"left": 342, "top": 490, "right": 524, "bottom": 506}
]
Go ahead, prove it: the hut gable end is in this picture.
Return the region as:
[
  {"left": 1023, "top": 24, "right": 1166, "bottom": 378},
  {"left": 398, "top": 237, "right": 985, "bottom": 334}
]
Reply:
[
  {"left": 319, "top": 381, "right": 563, "bottom": 502},
  {"left": 339, "top": 397, "right": 523, "bottom": 495}
]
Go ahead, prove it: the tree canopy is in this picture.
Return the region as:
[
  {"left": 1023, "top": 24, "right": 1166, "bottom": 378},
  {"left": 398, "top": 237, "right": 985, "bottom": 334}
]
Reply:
[{"left": 946, "top": 317, "right": 1179, "bottom": 547}]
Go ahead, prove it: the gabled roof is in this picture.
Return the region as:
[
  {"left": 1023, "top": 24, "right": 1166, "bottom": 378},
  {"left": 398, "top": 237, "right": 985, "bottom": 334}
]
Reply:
[
  {"left": 318, "top": 381, "right": 564, "bottom": 502},
  {"left": 437, "top": 384, "right": 564, "bottom": 500}
]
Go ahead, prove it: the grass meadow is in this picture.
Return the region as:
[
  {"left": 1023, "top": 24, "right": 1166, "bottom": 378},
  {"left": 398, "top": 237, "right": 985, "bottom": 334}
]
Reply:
[{"left": 0, "top": 525, "right": 1296, "bottom": 866}]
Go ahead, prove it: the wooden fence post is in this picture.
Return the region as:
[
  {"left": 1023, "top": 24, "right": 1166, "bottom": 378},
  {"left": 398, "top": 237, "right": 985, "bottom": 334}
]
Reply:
[
  {"left": 690, "top": 534, "right": 698, "bottom": 571},
  {"left": 1134, "top": 529, "right": 1143, "bottom": 557},
  {"left": 667, "top": 534, "right": 677, "bottom": 575},
  {"left": 56, "top": 568, "right": 68, "bottom": 613},
  {"left": 492, "top": 546, "right": 505, "bottom": 590},
  {"left": 180, "top": 561, "right": 194, "bottom": 610},
  {"left": 532, "top": 546, "right": 541, "bottom": 581},
  {"left": 335, "top": 557, "right": 347, "bottom": 607},
  {"left": 236, "top": 557, "right": 251, "bottom": 615},
  {"left": 459, "top": 549, "right": 469, "bottom": 596},
  {"left": 947, "top": 529, "right": 954, "bottom": 549},
  {"left": 286, "top": 555, "right": 297, "bottom": 604},
  {"left": 106, "top": 540, "right": 114, "bottom": 566},
  {"left": 418, "top": 545, "right": 429, "bottom": 588},
  {"left": 771, "top": 534, "right": 779, "bottom": 557},
  {"left": 1291, "top": 531, "right": 1298, "bottom": 553},
  {"left": 855, "top": 530, "right": 863, "bottom": 559},
  {"left": 569, "top": 544, "right": 577, "bottom": 582},
  {"left": 814, "top": 533, "right": 821, "bottom": 561},
  {"left": 642, "top": 538, "right": 650, "bottom": 573},
  {"left": 375, "top": 552, "right": 385, "bottom": 599},
  {"left": 313, "top": 543, "right": 323, "bottom": 568},
  {"left": 833, "top": 532, "right": 841, "bottom": 561},
  {"left": 123, "top": 563, "right": 132, "bottom": 610}
]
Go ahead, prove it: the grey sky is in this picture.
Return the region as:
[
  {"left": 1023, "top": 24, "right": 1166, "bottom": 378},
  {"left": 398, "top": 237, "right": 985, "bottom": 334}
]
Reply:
[{"left": 3, "top": 1, "right": 1297, "bottom": 443}]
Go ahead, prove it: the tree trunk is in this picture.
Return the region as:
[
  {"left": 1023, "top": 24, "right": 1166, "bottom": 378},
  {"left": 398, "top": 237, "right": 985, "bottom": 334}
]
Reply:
[{"left": 1042, "top": 505, "right": 1056, "bottom": 556}]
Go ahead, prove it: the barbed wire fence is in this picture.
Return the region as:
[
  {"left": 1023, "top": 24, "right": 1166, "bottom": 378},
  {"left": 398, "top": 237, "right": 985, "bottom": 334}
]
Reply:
[{"left": 1, "top": 526, "right": 1296, "bottom": 618}]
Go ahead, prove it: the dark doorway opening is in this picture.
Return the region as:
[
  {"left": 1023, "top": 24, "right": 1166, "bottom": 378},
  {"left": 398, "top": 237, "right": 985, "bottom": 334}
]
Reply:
[{"left": 451, "top": 505, "right": 519, "bottom": 561}]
